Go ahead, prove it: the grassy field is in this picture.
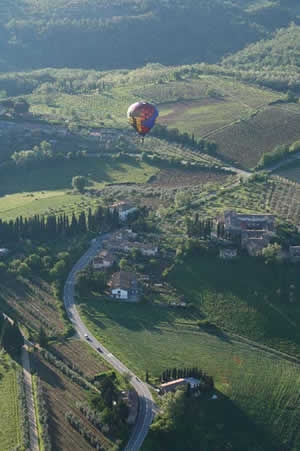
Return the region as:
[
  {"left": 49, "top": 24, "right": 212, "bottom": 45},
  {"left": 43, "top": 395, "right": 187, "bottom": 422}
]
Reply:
[
  {"left": 79, "top": 297, "right": 300, "bottom": 449},
  {"left": 0, "top": 157, "right": 160, "bottom": 220},
  {"left": 0, "top": 353, "right": 22, "bottom": 451},
  {"left": 169, "top": 255, "right": 300, "bottom": 357},
  {"left": 0, "top": 158, "right": 159, "bottom": 196}
]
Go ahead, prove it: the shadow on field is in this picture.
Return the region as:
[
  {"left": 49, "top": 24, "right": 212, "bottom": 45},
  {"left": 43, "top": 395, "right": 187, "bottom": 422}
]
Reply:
[
  {"left": 32, "top": 354, "right": 64, "bottom": 389},
  {"left": 194, "top": 389, "right": 278, "bottom": 451},
  {"left": 169, "top": 256, "right": 300, "bottom": 353},
  {"left": 0, "top": 158, "right": 145, "bottom": 195},
  {"left": 82, "top": 295, "right": 203, "bottom": 333}
]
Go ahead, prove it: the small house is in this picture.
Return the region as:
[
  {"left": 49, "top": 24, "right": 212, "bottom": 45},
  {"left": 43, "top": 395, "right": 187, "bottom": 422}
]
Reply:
[
  {"left": 92, "top": 250, "right": 115, "bottom": 270},
  {"left": 110, "top": 271, "right": 138, "bottom": 300},
  {"left": 160, "top": 377, "right": 201, "bottom": 394}
]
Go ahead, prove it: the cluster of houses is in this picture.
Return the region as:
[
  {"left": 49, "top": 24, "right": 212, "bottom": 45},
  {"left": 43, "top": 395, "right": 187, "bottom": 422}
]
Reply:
[
  {"left": 217, "top": 210, "right": 300, "bottom": 260},
  {"left": 92, "top": 207, "right": 159, "bottom": 301}
]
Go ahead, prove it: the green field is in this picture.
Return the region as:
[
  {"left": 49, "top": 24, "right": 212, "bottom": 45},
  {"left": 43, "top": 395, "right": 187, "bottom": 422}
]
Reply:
[
  {"left": 0, "top": 158, "right": 159, "bottom": 196},
  {"left": 79, "top": 297, "right": 300, "bottom": 449},
  {"left": 28, "top": 71, "right": 282, "bottom": 137},
  {"left": 169, "top": 255, "right": 300, "bottom": 357},
  {"left": 0, "top": 158, "right": 160, "bottom": 220},
  {"left": 0, "top": 353, "right": 22, "bottom": 451}
]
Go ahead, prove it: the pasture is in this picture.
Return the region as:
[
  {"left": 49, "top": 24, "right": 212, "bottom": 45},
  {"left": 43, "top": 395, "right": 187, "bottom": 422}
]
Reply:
[
  {"left": 0, "top": 353, "right": 22, "bottom": 451},
  {"left": 0, "top": 158, "right": 160, "bottom": 220},
  {"left": 79, "top": 297, "right": 300, "bottom": 449},
  {"left": 0, "top": 158, "right": 159, "bottom": 196},
  {"left": 169, "top": 255, "right": 300, "bottom": 357}
]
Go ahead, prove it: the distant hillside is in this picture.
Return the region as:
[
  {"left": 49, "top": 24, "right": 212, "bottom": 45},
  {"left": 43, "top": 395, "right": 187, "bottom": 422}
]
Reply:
[
  {"left": 223, "top": 23, "right": 300, "bottom": 71},
  {"left": 0, "top": 0, "right": 298, "bottom": 72}
]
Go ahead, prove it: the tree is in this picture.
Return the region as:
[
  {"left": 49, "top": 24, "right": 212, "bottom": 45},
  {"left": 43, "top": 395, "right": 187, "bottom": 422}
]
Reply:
[
  {"left": 72, "top": 176, "right": 87, "bottom": 193},
  {"left": 175, "top": 190, "right": 192, "bottom": 209},
  {"left": 1, "top": 321, "right": 23, "bottom": 355},
  {"left": 261, "top": 243, "right": 281, "bottom": 264},
  {"left": 38, "top": 326, "right": 48, "bottom": 347}
]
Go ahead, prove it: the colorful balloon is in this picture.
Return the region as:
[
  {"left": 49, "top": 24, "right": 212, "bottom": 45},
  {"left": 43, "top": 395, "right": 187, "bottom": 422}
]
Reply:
[{"left": 127, "top": 101, "right": 159, "bottom": 137}]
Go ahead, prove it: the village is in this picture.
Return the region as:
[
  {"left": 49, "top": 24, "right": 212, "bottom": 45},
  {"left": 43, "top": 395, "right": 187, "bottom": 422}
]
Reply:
[{"left": 84, "top": 202, "right": 300, "bottom": 307}]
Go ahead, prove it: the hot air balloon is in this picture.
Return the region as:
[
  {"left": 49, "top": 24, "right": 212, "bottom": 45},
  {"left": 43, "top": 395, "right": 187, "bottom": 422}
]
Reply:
[{"left": 127, "top": 101, "right": 159, "bottom": 140}]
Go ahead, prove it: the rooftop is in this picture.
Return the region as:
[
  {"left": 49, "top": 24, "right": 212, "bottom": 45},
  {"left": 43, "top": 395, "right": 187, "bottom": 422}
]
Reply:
[{"left": 110, "top": 271, "right": 137, "bottom": 290}]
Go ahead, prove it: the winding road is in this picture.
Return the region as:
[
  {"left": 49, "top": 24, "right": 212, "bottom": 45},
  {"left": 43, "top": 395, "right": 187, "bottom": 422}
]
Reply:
[{"left": 63, "top": 234, "right": 154, "bottom": 451}]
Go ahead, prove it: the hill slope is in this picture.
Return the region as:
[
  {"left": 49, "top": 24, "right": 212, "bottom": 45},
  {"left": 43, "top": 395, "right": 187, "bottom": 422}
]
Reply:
[{"left": 0, "top": 0, "right": 299, "bottom": 72}]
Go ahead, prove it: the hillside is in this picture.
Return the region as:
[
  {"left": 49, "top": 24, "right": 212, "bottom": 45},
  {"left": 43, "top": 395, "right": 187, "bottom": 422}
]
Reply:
[
  {"left": 223, "top": 23, "right": 300, "bottom": 71},
  {"left": 0, "top": 0, "right": 299, "bottom": 72}
]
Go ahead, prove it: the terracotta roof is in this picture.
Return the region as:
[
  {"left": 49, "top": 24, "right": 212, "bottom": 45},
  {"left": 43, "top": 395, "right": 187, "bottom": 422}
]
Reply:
[
  {"left": 160, "top": 378, "right": 186, "bottom": 388},
  {"left": 111, "top": 271, "right": 137, "bottom": 290}
]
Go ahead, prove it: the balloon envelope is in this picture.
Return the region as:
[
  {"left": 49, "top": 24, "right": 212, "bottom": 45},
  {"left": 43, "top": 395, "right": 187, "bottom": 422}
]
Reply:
[{"left": 127, "top": 101, "right": 159, "bottom": 136}]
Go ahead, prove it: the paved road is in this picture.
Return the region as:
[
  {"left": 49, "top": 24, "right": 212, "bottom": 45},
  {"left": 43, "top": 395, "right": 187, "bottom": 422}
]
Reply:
[
  {"left": 21, "top": 346, "right": 39, "bottom": 451},
  {"left": 63, "top": 234, "right": 154, "bottom": 451}
]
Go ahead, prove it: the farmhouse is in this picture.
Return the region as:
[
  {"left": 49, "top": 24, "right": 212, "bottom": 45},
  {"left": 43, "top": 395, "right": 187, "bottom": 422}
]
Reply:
[
  {"left": 110, "top": 271, "right": 139, "bottom": 300},
  {"left": 160, "top": 377, "right": 201, "bottom": 394},
  {"left": 92, "top": 250, "right": 115, "bottom": 270},
  {"left": 223, "top": 211, "right": 275, "bottom": 232},
  {"left": 109, "top": 202, "right": 138, "bottom": 221}
]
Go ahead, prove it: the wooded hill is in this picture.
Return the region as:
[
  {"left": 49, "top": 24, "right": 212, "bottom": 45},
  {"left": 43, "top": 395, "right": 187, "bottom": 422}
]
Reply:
[{"left": 0, "top": 0, "right": 299, "bottom": 72}]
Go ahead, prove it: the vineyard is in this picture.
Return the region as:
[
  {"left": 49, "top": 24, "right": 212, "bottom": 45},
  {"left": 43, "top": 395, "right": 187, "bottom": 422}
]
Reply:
[
  {"left": 33, "top": 351, "right": 114, "bottom": 451},
  {"left": 50, "top": 339, "right": 109, "bottom": 379},
  {"left": 149, "top": 168, "right": 229, "bottom": 188},
  {"left": 209, "top": 105, "right": 300, "bottom": 169},
  {"left": 266, "top": 176, "right": 300, "bottom": 224},
  {"left": 0, "top": 278, "right": 65, "bottom": 337}
]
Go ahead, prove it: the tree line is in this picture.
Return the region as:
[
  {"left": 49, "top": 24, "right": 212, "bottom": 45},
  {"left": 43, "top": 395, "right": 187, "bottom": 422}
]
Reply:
[
  {"left": 0, "top": 314, "right": 23, "bottom": 355},
  {"left": 152, "top": 124, "right": 217, "bottom": 155},
  {"left": 160, "top": 366, "right": 214, "bottom": 392},
  {"left": 0, "top": 206, "right": 120, "bottom": 244}
]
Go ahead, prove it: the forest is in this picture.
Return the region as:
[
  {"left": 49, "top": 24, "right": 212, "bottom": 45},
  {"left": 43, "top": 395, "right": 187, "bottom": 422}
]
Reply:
[{"left": 0, "top": 0, "right": 299, "bottom": 72}]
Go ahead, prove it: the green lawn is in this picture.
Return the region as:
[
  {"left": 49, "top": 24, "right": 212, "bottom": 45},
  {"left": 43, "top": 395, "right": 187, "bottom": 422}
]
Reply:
[
  {"left": 0, "top": 158, "right": 159, "bottom": 196},
  {"left": 0, "top": 353, "right": 22, "bottom": 451},
  {"left": 169, "top": 255, "right": 300, "bottom": 357},
  {"left": 0, "top": 158, "right": 160, "bottom": 220},
  {"left": 79, "top": 297, "right": 300, "bottom": 449}
]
